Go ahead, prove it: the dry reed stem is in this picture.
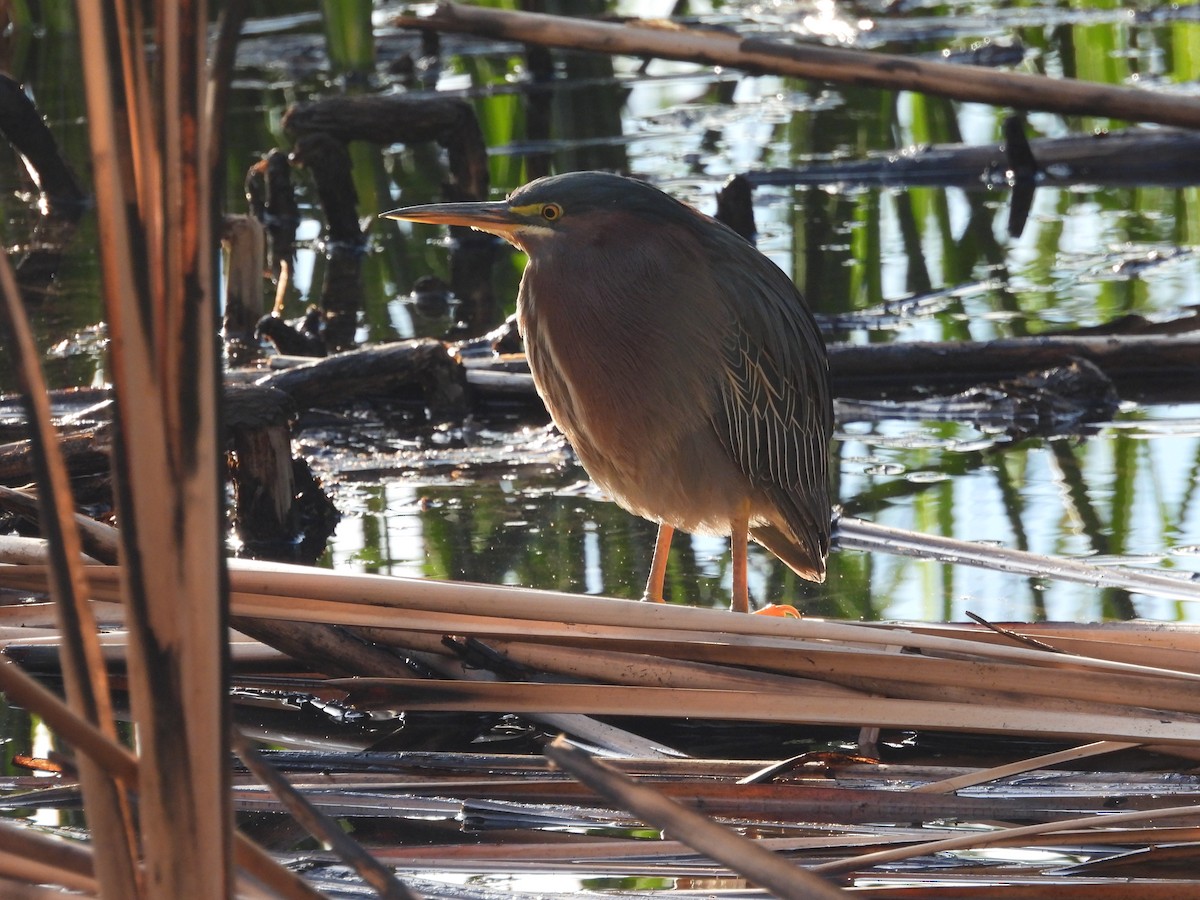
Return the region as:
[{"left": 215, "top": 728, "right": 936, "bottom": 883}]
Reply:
[
  {"left": 0, "top": 850, "right": 97, "bottom": 895},
  {"left": 0, "top": 193, "right": 140, "bottom": 894},
  {"left": 349, "top": 679, "right": 1200, "bottom": 746},
  {"left": 0, "top": 663, "right": 318, "bottom": 898},
  {"left": 911, "top": 741, "right": 1141, "bottom": 793},
  {"left": 232, "top": 730, "right": 419, "bottom": 900},
  {"left": 10, "top": 558, "right": 1197, "bottom": 680},
  {"left": 545, "top": 737, "right": 849, "bottom": 899},
  {"left": 812, "top": 803, "right": 1200, "bottom": 876},
  {"left": 9, "top": 561, "right": 1200, "bottom": 749}
]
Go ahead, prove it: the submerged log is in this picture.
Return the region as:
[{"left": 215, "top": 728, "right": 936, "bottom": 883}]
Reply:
[
  {"left": 829, "top": 333, "right": 1200, "bottom": 400},
  {"left": 750, "top": 126, "right": 1200, "bottom": 190},
  {"left": 835, "top": 358, "right": 1120, "bottom": 437}
]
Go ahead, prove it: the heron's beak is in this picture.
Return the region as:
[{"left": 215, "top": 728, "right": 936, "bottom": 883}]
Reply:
[{"left": 381, "top": 200, "right": 521, "bottom": 243}]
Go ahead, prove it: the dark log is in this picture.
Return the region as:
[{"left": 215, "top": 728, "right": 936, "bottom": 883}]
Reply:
[
  {"left": 828, "top": 333, "right": 1200, "bottom": 400},
  {"left": 283, "top": 94, "right": 488, "bottom": 202},
  {"left": 464, "top": 333, "right": 1200, "bottom": 406},
  {"left": 255, "top": 338, "right": 470, "bottom": 420},
  {"left": 285, "top": 94, "right": 499, "bottom": 332},
  {"left": 291, "top": 132, "right": 363, "bottom": 247}
]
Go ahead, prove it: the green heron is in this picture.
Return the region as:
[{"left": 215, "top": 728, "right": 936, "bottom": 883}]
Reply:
[{"left": 383, "top": 172, "right": 832, "bottom": 613}]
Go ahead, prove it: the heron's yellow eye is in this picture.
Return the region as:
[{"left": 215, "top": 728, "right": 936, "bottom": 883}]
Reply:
[{"left": 541, "top": 203, "right": 563, "bottom": 222}]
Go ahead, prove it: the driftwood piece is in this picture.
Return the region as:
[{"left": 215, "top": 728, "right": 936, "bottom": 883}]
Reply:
[
  {"left": 255, "top": 338, "right": 470, "bottom": 420},
  {"left": 283, "top": 94, "right": 488, "bottom": 202},
  {"left": 396, "top": 3, "right": 1200, "bottom": 129}
]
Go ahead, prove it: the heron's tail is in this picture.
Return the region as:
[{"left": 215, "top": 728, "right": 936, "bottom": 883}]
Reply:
[{"left": 751, "top": 523, "right": 827, "bottom": 583}]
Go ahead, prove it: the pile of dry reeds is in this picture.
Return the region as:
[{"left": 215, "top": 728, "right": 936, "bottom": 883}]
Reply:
[{"left": 4, "top": 545, "right": 1200, "bottom": 896}]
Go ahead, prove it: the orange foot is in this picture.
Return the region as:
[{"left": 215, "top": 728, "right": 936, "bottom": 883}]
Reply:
[{"left": 753, "top": 604, "right": 801, "bottom": 618}]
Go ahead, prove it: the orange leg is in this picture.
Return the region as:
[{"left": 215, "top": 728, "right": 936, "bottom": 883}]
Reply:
[
  {"left": 642, "top": 523, "right": 674, "bottom": 602},
  {"left": 731, "top": 501, "right": 751, "bottom": 613}
]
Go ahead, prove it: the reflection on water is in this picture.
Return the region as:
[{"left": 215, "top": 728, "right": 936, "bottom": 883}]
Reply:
[
  {"left": 3, "top": 4, "right": 1200, "bottom": 624},
  {"left": 317, "top": 403, "right": 1200, "bottom": 621}
]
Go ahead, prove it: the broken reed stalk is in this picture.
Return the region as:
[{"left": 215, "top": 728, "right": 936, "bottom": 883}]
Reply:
[
  {"left": 22, "top": 559, "right": 1200, "bottom": 686},
  {"left": 811, "top": 803, "right": 1200, "bottom": 877},
  {"left": 0, "top": 851, "right": 98, "bottom": 896},
  {"left": 835, "top": 516, "right": 1200, "bottom": 604},
  {"left": 0, "top": 220, "right": 140, "bottom": 891},
  {"left": 9, "top": 555, "right": 1200, "bottom": 760},
  {"left": 911, "top": 740, "right": 1141, "bottom": 793},
  {"left": 544, "top": 737, "right": 848, "bottom": 900},
  {"left": 396, "top": 3, "right": 1200, "bottom": 129},
  {"left": 232, "top": 730, "right": 420, "bottom": 900},
  {"left": 0, "top": 654, "right": 325, "bottom": 899},
  {"left": 346, "top": 680, "right": 1200, "bottom": 746},
  {"left": 75, "top": 0, "right": 232, "bottom": 894},
  {"left": 8, "top": 559, "right": 1200, "bottom": 691}
]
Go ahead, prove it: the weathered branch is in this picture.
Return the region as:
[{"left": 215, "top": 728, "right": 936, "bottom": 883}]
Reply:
[{"left": 396, "top": 3, "right": 1200, "bottom": 129}]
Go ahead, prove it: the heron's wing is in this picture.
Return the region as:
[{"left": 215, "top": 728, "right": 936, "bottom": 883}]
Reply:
[{"left": 708, "top": 240, "right": 833, "bottom": 564}]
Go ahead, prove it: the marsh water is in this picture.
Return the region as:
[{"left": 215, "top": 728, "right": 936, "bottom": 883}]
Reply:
[{"left": 4, "top": 0, "right": 1200, "bottom": 627}]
